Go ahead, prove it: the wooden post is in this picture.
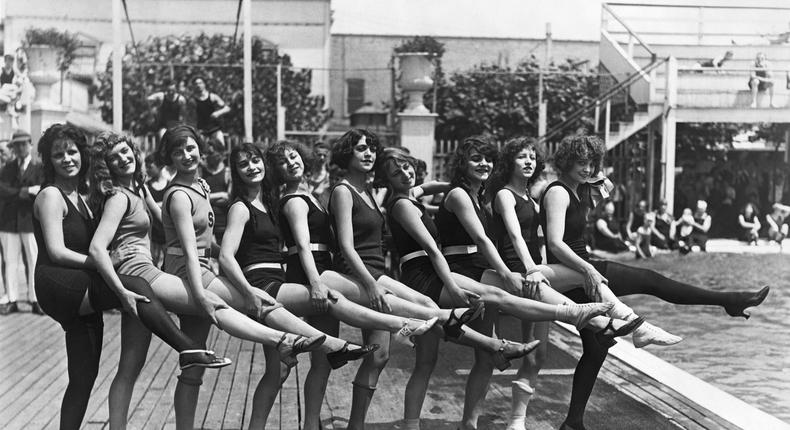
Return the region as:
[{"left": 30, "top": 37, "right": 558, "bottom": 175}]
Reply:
[
  {"left": 660, "top": 57, "right": 678, "bottom": 211},
  {"left": 112, "top": 0, "right": 123, "bottom": 132},
  {"left": 646, "top": 121, "right": 655, "bottom": 209},
  {"left": 243, "top": 0, "right": 253, "bottom": 141},
  {"left": 276, "top": 63, "right": 285, "bottom": 140}
]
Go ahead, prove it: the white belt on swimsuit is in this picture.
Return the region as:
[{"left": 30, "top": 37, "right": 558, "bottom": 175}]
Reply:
[
  {"left": 243, "top": 262, "right": 283, "bottom": 273},
  {"left": 399, "top": 250, "right": 428, "bottom": 267},
  {"left": 287, "top": 243, "right": 329, "bottom": 255},
  {"left": 441, "top": 245, "right": 478, "bottom": 256},
  {"left": 166, "top": 247, "right": 211, "bottom": 259}
]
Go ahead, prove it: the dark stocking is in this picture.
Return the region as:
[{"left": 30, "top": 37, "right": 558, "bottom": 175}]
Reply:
[
  {"left": 117, "top": 275, "right": 199, "bottom": 352},
  {"left": 60, "top": 312, "right": 104, "bottom": 430},
  {"left": 565, "top": 327, "right": 609, "bottom": 428},
  {"left": 603, "top": 260, "right": 746, "bottom": 307}
]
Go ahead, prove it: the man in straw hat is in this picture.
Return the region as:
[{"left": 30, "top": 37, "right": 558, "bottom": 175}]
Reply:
[{"left": 0, "top": 130, "right": 43, "bottom": 314}]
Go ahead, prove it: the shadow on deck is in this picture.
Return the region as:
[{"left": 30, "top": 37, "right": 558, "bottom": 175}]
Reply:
[{"left": 0, "top": 309, "right": 739, "bottom": 429}]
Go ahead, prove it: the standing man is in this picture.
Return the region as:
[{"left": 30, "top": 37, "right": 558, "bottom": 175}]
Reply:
[
  {"left": 193, "top": 76, "right": 230, "bottom": 146},
  {"left": 147, "top": 78, "right": 187, "bottom": 138},
  {"left": 0, "top": 139, "right": 10, "bottom": 304},
  {"left": 0, "top": 130, "right": 43, "bottom": 314}
]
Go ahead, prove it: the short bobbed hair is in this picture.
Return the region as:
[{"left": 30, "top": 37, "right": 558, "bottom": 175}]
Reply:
[
  {"left": 265, "top": 140, "right": 316, "bottom": 186},
  {"left": 157, "top": 124, "right": 205, "bottom": 167},
  {"left": 447, "top": 135, "right": 498, "bottom": 195},
  {"left": 484, "top": 136, "right": 545, "bottom": 203},
  {"left": 551, "top": 134, "right": 605, "bottom": 175},
  {"left": 38, "top": 123, "right": 91, "bottom": 192},
  {"left": 330, "top": 128, "right": 380, "bottom": 171}
]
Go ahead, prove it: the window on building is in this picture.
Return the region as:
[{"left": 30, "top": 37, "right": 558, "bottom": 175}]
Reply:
[{"left": 346, "top": 78, "right": 365, "bottom": 116}]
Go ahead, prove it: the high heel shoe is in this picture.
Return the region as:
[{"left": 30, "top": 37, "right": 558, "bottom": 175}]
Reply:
[
  {"left": 556, "top": 302, "right": 614, "bottom": 330},
  {"left": 276, "top": 333, "right": 327, "bottom": 368},
  {"left": 443, "top": 302, "right": 485, "bottom": 341},
  {"left": 632, "top": 321, "right": 682, "bottom": 348},
  {"left": 724, "top": 285, "right": 770, "bottom": 319},
  {"left": 179, "top": 349, "right": 233, "bottom": 370},
  {"left": 326, "top": 342, "right": 380, "bottom": 369},
  {"left": 492, "top": 339, "right": 541, "bottom": 371},
  {"left": 594, "top": 316, "right": 645, "bottom": 348},
  {"left": 395, "top": 316, "right": 439, "bottom": 347}
]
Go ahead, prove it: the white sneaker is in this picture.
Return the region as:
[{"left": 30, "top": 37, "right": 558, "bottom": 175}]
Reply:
[{"left": 632, "top": 321, "right": 682, "bottom": 348}]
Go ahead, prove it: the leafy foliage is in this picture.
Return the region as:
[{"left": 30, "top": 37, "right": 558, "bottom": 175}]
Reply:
[
  {"left": 96, "top": 33, "right": 329, "bottom": 138},
  {"left": 430, "top": 56, "right": 598, "bottom": 141},
  {"left": 23, "top": 27, "right": 80, "bottom": 71},
  {"left": 394, "top": 36, "right": 446, "bottom": 57}
]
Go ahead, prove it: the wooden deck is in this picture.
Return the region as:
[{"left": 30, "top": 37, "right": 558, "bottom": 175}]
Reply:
[{"left": 0, "top": 308, "right": 757, "bottom": 429}]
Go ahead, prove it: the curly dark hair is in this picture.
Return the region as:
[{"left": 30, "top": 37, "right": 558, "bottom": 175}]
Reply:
[
  {"left": 330, "top": 128, "right": 381, "bottom": 171},
  {"left": 373, "top": 146, "right": 417, "bottom": 188},
  {"left": 551, "top": 134, "right": 605, "bottom": 175},
  {"left": 446, "top": 135, "right": 498, "bottom": 197},
  {"left": 38, "top": 123, "right": 91, "bottom": 193},
  {"left": 264, "top": 140, "right": 316, "bottom": 187},
  {"left": 228, "top": 143, "right": 277, "bottom": 224},
  {"left": 484, "top": 136, "right": 545, "bottom": 203},
  {"left": 157, "top": 124, "right": 205, "bottom": 167},
  {"left": 87, "top": 132, "right": 145, "bottom": 213}
]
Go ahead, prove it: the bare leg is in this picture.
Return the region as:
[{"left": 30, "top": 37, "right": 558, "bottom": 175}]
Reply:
[
  {"left": 108, "top": 313, "right": 152, "bottom": 430},
  {"left": 248, "top": 344, "right": 291, "bottom": 429},
  {"left": 460, "top": 308, "right": 498, "bottom": 430},
  {"left": 403, "top": 330, "right": 441, "bottom": 427},
  {"left": 303, "top": 314, "right": 339, "bottom": 430},
  {"left": 174, "top": 315, "right": 211, "bottom": 430},
  {"left": 348, "top": 329, "right": 391, "bottom": 430},
  {"left": 507, "top": 321, "right": 548, "bottom": 430},
  {"left": 274, "top": 282, "right": 426, "bottom": 333}
]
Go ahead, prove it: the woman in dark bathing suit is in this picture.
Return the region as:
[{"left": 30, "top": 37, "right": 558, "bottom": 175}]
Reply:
[
  {"left": 541, "top": 134, "right": 769, "bottom": 430},
  {"left": 487, "top": 137, "right": 681, "bottom": 429},
  {"left": 32, "top": 124, "right": 230, "bottom": 430}
]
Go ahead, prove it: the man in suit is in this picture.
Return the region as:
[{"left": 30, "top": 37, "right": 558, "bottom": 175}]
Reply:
[
  {"left": 0, "top": 139, "right": 10, "bottom": 304},
  {"left": 0, "top": 130, "right": 43, "bottom": 314}
]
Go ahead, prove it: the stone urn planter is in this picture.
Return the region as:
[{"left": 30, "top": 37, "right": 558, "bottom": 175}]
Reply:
[
  {"left": 396, "top": 52, "right": 435, "bottom": 114},
  {"left": 26, "top": 44, "right": 60, "bottom": 109}
]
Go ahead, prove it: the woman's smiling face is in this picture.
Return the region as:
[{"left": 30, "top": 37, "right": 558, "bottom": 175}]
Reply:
[
  {"left": 235, "top": 151, "right": 265, "bottom": 186},
  {"left": 464, "top": 149, "right": 493, "bottom": 183},
  {"left": 348, "top": 136, "right": 376, "bottom": 173},
  {"left": 51, "top": 140, "right": 81, "bottom": 180},
  {"left": 169, "top": 137, "right": 201, "bottom": 174},
  {"left": 108, "top": 142, "right": 136, "bottom": 178}
]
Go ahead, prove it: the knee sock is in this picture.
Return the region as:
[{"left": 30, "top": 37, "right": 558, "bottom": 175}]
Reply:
[
  {"left": 506, "top": 380, "right": 534, "bottom": 430},
  {"left": 60, "top": 313, "right": 104, "bottom": 430},
  {"left": 119, "top": 275, "right": 198, "bottom": 352},
  {"left": 565, "top": 327, "right": 609, "bottom": 427},
  {"left": 604, "top": 260, "right": 740, "bottom": 307}
]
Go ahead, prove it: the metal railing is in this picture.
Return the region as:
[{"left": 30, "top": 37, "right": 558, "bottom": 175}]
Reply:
[
  {"left": 539, "top": 57, "right": 667, "bottom": 150},
  {"left": 603, "top": 2, "right": 790, "bottom": 46},
  {"left": 602, "top": 3, "right": 657, "bottom": 62}
]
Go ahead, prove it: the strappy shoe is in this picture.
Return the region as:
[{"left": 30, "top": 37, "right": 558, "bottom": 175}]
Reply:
[
  {"left": 443, "top": 302, "right": 485, "bottom": 341},
  {"left": 179, "top": 349, "right": 232, "bottom": 370},
  {"left": 724, "top": 285, "right": 770, "bottom": 319},
  {"left": 395, "top": 317, "right": 439, "bottom": 347},
  {"left": 594, "top": 316, "right": 645, "bottom": 348},
  {"left": 276, "top": 333, "right": 327, "bottom": 368},
  {"left": 326, "top": 342, "right": 380, "bottom": 369},
  {"left": 492, "top": 339, "right": 541, "bottom": 371}
]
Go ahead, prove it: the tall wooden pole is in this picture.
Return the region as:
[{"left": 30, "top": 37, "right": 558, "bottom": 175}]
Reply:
[
  {"left": 112, "top": 0, "right": 123, "bottom": 131},
  {"left": 243, "top": 0, "right": 253, "bottom": 141}
]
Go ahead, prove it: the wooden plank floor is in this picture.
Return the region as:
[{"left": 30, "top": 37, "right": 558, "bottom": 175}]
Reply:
[{"left": 1, "top": 309, "right": 714, "bottom": 429}]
